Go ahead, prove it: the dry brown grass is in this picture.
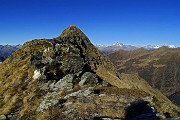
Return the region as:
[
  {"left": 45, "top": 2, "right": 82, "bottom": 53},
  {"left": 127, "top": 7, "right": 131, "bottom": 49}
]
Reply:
[
  {"left": 96, "top": 86, "right": 149, "bottom": 98},
  {"left": 95, "top": 67, "right": 129, "bottom": 89},
  {"left": 36, "top": 106, "right": 65, "bottom": 120},
  {"left": 0, "top": 40, "right": 51, "bottom": 116}
]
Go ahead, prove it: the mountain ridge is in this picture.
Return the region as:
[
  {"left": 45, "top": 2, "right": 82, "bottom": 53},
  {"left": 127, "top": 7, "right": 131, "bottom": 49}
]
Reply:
[{"left": 0, "top": 25, "right": 179, "bottom": 119}]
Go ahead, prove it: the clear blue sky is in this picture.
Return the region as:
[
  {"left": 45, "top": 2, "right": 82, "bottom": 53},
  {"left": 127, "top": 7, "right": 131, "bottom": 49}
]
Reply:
[{"left": 0, "top": 0, "right": 180, "bottom": 46}]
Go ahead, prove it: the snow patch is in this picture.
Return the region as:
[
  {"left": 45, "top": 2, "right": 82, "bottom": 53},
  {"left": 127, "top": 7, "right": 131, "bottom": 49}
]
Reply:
[
  {"left": 33, "top": 70, "right": 41, "bottom": 80},
  {"left": 44, "top": 47, "right": 50, "bottom": 52}
]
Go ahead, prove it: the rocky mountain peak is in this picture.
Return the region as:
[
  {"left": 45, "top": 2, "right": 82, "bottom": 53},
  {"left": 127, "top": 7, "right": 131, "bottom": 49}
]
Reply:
[
  {"left": 58, "top": 25, "right": 91, "bottom": 50},
  {"left": 59, "top": 25, "right": 88, "bottom": 41},
  {"left": 28, "top": 25, "right": 117, "bottom": 89}
]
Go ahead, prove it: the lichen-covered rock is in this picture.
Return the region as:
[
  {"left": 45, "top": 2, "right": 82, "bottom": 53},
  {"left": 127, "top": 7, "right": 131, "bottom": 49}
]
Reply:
[
  {"left": 36, "top": 99, "right": 59, "bottom": 112},
  {"left": 60, "top": 54, "right": 84, "bottom": 74},
  {"left": 0, "top": 115, "right": 6, "bottom": 120},
  {"left": 79, "top": 72, "right": 98, "bottom": 86},
  {"left": 64, "top": 87, "right": 93, "bottom": 99},
  {"left": 50, "top": 74, "right": 73, "bottom": 91}
]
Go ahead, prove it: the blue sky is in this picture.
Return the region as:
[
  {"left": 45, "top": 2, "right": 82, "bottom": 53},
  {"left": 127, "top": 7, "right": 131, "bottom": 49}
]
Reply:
[{"left": 0, "top": 0, "right": 180, "bottom": 46}]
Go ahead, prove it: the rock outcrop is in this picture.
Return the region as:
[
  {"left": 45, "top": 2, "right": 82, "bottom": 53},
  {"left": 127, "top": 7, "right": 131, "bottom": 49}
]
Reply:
[{"left": 0, "top": 25, "right": 179, "bottom": 119}]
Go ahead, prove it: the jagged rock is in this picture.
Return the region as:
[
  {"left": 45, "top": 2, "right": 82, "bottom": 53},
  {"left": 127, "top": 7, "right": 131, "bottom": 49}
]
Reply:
[
  {"left": 50, "top": 74, "right": 73, "bottom": 91},
  {"left": 64, "top": 102, "right": 73, "bottom": 107},
  {"left": 102, "top": 80, "right": 110, "bottom": 87},
  {"left": 79, "top": 72, "right": 98, "bottom": 86},
  {"left": 79, "top": 96, "right": 95, "bottom": 104},
  {"left": 41, "top": 81, "right": 52, "bottom": 91},
  {"left": 64, "top": 87, "right": 93, "bottom": 99},
  {"left": 30, "top": 51, "right": 44, "bottom": 68},
  {"left": 60, "top": 54, "right": 84, "bottom": 74},
  {"left": 0, "top": 115, "right": 6, "bottom": 120},
  {"left": 36, "top": 99, "right": 59, "bottom": 112},
  {"left": 42, "top": 56, "right": 53, "bottom": 64},
  {"left": 62, "top": 109, "right": 77, "bottom": 115}
]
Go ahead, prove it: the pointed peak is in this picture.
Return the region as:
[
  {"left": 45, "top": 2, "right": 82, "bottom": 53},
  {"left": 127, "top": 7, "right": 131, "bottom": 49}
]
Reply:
[
  {"left": 59, "top": 25, "right": 86, "bottom": 38},
  {"left": 69, "top": 24, "right": 80, "bottom": 29},
  {"left": 64, "top": 25, "right": 81, "bottom": 31}
]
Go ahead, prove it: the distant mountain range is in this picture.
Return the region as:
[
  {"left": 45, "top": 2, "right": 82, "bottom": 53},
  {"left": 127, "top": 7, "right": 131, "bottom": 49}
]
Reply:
[
  {"left": 0, "top": 45, "right": 21, "bottom": 62},
  {"left": 96, "top": 42, "right": 177, "bottom": 54}
]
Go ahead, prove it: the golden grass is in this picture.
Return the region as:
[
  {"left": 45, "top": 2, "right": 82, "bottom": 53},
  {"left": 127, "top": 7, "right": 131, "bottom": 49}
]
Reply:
[
  {"left": 0, "top": 40, "right": 51, "bottom": 117},
  {"left": 95, "top": 67, "right": 129, "bottom": 89}
]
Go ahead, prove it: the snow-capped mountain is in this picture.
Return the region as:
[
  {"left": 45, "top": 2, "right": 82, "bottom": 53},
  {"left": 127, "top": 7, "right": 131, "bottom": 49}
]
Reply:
[
  {"left": 96, "top": 42, "right": 138, "bottom": 54},
  {"left": 96, "top": 42, "right": 177, "bottom": 54},
  {"left": 112, "top": 42, "right": 124, "bottom": 46},
  {"left": 167, "top": 45, "right": 176, "bottom": 48},
  {"left": 143, "top": 45, "right": 162, "bottom": 50},
  {"left": 143, "top": 45, "right": 177, "bottom": 50}
]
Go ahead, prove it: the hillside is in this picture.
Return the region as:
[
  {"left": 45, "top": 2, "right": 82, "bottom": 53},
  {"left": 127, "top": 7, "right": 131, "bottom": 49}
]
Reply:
[
  {"left": 109, "top": 47, "right": 180, "bottom": 105},
  {"left": 0, "top": 26, "right": 179, "bottom": 119}
]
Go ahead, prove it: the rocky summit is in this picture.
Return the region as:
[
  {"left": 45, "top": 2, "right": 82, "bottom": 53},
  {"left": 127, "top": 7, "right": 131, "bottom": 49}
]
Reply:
[{"left": 0, "top": 25, "right": 179, "bottom": 119}]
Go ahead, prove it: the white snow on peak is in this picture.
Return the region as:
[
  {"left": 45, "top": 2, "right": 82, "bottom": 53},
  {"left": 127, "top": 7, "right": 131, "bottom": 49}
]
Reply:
[
  {"left": 143, "top": 44, "right": 177, "bottom": 49},
  {"left": 112, "top": 42, "right": 124, "bottom": 46},
  {"left": 167, "top": 45, "right": 176, "bottom": 48},
  {"left": 95, "top": 42, "right": 177, "bottom": 50}
]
